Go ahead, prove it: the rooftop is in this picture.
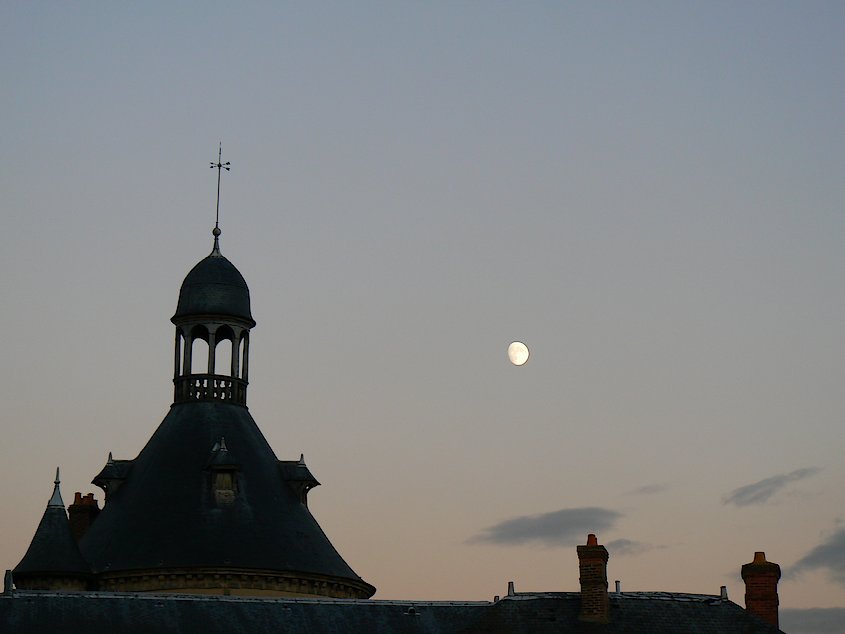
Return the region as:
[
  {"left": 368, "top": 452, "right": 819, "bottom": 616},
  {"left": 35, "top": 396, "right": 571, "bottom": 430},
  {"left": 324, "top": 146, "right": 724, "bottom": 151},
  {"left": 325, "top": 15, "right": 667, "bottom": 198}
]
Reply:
[{"left": 0, "top": 589, "right": 784, "bottom": 634}]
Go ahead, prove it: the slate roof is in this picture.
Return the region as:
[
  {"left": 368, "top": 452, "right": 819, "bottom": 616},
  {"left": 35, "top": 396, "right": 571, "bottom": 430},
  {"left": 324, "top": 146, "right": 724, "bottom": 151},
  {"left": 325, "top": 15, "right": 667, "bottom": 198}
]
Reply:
[
  {"left": 0, "top": 590, "right": 785, "bottom": 634},
  {"left": 79, "top": 401, "right": 372, "bottom": 593},
  {"left": 172, "top": 250, "right": 254, "bottom": 323}
]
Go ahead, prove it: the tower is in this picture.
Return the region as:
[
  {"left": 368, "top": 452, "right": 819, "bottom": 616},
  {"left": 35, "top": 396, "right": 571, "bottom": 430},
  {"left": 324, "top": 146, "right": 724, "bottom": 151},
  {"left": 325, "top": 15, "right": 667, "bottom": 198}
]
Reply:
[
  {"left": 9, "top": 152, "right": 373, "bottom": 598},
  {"left": 76, "top": 226, "right": 374, "bottom": 598}
]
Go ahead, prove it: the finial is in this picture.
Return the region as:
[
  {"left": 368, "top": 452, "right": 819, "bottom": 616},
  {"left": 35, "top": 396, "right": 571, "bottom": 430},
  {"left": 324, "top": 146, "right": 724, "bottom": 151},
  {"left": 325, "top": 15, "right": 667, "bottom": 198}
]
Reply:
[
  {"left": 107, "top": 451, "right": 114, "bottom": 465},
  {"left": 48, "top": 467, "right": 64, "bottom": 508},
  {"left": 219, "top": 437, "right": 228, "bottom": 452},
  {"left": 209, "top": 143, "right": 230, "bottom": 255}
]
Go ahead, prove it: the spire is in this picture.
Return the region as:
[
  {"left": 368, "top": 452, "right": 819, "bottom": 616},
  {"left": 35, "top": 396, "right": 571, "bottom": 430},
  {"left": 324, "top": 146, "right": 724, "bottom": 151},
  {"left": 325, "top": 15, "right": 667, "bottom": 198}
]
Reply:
[
  {"left": 48, "top": 467, "right": 64, "bottom": 508},
  {"left": 209, "top": 143, "right": 230, "bottom": 256}
]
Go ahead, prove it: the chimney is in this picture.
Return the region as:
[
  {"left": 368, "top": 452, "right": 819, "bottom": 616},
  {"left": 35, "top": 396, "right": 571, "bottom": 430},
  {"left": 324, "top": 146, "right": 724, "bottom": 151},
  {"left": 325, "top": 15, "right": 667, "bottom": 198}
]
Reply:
[
  {"left": 68, "top": 492, "right": 101, "bottom": 541},
  {"left": 578, "top": 533, "right": 610, "bottom": 623},
  {"left": 741, "top": 551, "right": 781, "bottom": 628}
]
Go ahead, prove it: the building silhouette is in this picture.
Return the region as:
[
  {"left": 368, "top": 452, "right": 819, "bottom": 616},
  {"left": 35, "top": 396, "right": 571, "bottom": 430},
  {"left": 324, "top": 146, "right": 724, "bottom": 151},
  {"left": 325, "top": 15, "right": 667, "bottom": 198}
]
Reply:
[{"left": 2, "top": 222, "right": 784, "bottom": 632}]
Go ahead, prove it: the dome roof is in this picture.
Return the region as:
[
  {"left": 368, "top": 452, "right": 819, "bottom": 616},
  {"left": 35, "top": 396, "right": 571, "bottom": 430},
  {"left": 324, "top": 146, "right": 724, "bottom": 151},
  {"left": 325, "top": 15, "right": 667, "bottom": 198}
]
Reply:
[{"left": 172, "top": 248, "right": 254, "bottom": 324}]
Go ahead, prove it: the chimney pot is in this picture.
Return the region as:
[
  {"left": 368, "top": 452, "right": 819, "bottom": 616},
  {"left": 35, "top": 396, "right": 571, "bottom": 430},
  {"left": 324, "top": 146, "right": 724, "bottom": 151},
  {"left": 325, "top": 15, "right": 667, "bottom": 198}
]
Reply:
[
  {"left": 68, "top": 493, "right": 101, "bottom": 541},
  {"left": 615, "top": 580, "right": 621, "bottom": 593},
  {"left": 578, "top": 533, "right": 610, "bottom": 623},
  {"left": 720, "top": 585, "right": 728, "bottom": 600},
  {"left": 507, "top": 581, "right": 515, "bottom": 597},
  {"left": 742, "top": 551, "right": 781, "bottom": 628}
]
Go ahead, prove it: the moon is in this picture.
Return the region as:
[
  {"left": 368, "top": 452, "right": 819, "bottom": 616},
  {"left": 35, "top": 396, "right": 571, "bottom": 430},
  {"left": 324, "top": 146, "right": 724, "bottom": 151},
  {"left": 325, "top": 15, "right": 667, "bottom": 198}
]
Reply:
[{"left": 507, "top": 341, "right": 530, "bottom": 366}]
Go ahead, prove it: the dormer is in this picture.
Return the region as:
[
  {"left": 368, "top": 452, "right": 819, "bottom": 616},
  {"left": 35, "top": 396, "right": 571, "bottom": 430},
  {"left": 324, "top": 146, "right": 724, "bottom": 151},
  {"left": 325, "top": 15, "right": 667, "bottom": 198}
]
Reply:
[
  {"left": 207, "top": 437, "right": 241, "bottom": 505},
  {"left": 92, "top": 452, "right": 133, "bottom": 502},
  {"left": 279, "top": 454, "right": 320, "bottom": 507}
]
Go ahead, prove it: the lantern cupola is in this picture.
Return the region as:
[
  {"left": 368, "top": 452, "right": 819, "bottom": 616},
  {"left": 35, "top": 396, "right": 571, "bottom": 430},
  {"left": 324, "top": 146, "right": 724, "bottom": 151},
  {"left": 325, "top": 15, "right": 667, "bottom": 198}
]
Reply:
[{"left": 171, "top": 228, "right": 254, "bottom": 405}]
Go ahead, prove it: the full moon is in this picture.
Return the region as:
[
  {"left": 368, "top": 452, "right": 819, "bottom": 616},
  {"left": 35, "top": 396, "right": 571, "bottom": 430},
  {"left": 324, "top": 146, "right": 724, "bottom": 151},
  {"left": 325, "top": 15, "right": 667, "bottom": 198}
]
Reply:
[{"left": 507, "top": 341, "right": 530, "bottom": 366}]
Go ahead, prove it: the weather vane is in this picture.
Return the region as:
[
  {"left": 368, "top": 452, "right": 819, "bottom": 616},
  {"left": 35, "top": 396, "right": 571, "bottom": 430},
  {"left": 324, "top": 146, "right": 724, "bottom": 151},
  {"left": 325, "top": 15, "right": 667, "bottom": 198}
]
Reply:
[{"left": 210, "top": 142, "right": 231, "bottom": 235}]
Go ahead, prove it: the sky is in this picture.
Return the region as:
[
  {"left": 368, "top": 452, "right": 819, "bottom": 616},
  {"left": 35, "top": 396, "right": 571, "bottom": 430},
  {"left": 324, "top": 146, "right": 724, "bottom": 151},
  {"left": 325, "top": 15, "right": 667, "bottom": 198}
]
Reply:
[{"left": 1, "top": 2, "right": 843, "bottom": 632}]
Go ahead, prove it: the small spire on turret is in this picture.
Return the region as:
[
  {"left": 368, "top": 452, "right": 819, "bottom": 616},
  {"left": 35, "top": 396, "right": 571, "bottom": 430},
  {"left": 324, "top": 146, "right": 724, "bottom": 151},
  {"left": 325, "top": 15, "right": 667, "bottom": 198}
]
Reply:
[{"left": 48, "top": 467, "right": 64, "bottom": 508}]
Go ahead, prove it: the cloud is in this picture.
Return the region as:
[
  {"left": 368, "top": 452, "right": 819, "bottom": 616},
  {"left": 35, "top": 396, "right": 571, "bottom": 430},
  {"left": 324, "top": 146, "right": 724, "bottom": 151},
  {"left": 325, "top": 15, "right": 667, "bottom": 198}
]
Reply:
[
  {"left": 606, "top": 538, "right": 654, "bottom": 557},
  {"left": 780, "top": 608, "right": 845, "bottom": 634},
  {"left": 624, "top": 484, "right": 668, "bottom": 496},
  {"left": 469, "top": 507, "right": 621, "bottom": 547},
  {"left": 722, "top": 467, "right": 820, "bottom": 507},
  {"left": 790, "top": 528, "right": 845, "bottom": 586}
]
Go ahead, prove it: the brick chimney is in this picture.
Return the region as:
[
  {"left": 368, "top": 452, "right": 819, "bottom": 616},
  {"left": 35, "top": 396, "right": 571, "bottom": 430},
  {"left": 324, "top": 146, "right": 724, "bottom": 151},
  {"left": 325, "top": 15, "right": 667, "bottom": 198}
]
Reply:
[
  {"left": 578, "top": 533, "right": 609, "bottom": 623},
  {"left": 741, "top": 551, "right": 781, "bottom": 628},
  {"left": 68, "top": 492, "right": 101, "bottom": 542}
]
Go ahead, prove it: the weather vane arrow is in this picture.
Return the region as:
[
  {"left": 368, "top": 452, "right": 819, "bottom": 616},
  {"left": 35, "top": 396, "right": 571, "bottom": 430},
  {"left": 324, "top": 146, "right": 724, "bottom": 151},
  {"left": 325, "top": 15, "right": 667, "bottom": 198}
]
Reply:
[{"left": 210, "top": 142, "right": 230, "bottom": 236}]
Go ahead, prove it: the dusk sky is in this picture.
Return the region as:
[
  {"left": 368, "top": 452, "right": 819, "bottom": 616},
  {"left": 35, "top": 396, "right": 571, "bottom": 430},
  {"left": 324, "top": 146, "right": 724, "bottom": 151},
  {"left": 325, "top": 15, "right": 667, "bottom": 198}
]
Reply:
[{"left": 2, "top": 3, "right": 844, "bottom": 632}]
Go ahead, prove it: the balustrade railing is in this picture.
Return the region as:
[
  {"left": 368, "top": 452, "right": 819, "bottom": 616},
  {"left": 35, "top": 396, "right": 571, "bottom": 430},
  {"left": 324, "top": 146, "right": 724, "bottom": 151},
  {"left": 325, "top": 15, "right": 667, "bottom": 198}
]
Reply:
[{"left": 174, "top": 375, "right": 248, "bottom": 405}]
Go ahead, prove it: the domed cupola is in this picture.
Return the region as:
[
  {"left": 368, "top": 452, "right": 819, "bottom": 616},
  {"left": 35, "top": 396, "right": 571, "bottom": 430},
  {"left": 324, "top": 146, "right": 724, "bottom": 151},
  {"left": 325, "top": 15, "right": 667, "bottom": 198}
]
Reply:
[
  {"left": 173, "top": 232, "right": 254, "bottom": 324},
  {"left": 171, "top": 229, "right": 255, "bottom": 406}
]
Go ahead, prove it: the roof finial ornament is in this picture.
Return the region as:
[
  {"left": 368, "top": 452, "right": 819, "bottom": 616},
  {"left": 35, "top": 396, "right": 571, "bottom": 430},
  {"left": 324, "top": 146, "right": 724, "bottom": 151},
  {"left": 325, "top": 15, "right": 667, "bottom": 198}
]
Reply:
[
  {"left": 209, "top": 142, "right": 230, "bottom": 256},
  {"left": 48, "top": 466, "right": 64, "bottom": 508}
]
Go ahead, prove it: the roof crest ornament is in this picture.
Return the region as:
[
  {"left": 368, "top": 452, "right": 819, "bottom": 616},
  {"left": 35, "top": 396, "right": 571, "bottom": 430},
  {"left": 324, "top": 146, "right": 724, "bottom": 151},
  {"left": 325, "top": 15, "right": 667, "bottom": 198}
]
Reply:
[
  {"left": 48, "top": 466, "right": 64, "bottom": 508},
  {"left": 209, "top": 142, "right": 231, "bottom": 256}
]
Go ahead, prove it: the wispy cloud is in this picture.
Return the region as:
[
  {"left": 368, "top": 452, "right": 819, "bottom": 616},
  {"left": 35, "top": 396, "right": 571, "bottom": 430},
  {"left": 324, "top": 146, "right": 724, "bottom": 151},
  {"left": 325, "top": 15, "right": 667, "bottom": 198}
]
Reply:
[
  {"left": 790, "top": 528, "right": 845, "bottom": 586},
  {"left": 781, "top": 608, "right": 845, "bottom": 634},
  {"left": 469, "top": 507, "right": 621, "bottom": 547},
  {"left": 722, "top": 467, "right": 820, "bottom": 507},
  {"left": 624, "top": 484, "right": 668, "bottom": 496},
  {"left": 607, "top": 538, "right": 655, "bottom": 557}
]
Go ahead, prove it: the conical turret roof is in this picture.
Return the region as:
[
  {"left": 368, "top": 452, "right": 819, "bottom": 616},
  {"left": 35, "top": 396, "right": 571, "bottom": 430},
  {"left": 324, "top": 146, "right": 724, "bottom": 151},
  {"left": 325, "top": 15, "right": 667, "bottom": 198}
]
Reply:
[
  {"left": 79, "top": 402, "right": 372, "bottom": 594},
  {"left": 14, "top": 471, "right": 90, "bottom": 579}
]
